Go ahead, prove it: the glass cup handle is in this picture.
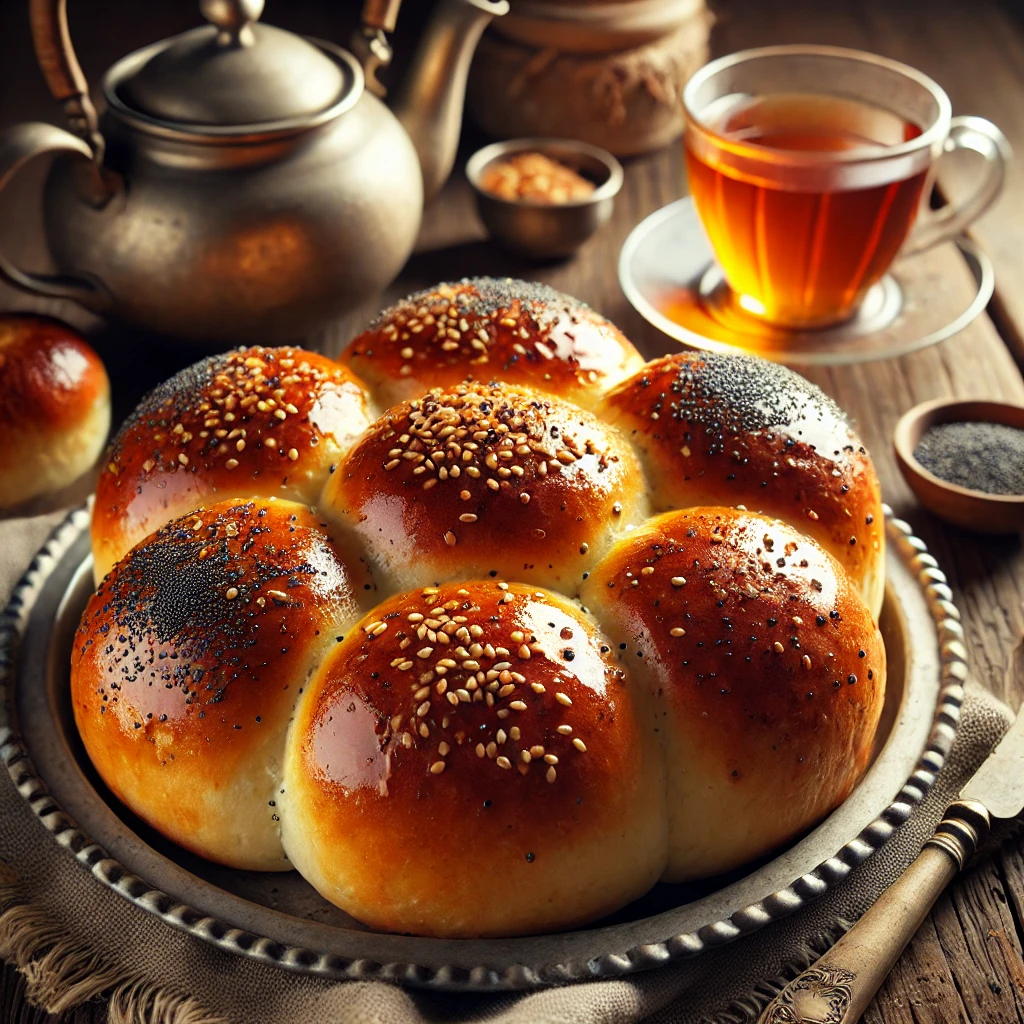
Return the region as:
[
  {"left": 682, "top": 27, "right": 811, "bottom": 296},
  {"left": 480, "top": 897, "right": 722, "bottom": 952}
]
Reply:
[{"left": 902, "top": 115, "right": 1011, "bottom": 257}]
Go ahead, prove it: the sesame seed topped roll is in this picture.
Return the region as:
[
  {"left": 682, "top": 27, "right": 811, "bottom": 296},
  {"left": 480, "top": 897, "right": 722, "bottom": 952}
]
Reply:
[
  {"left": 0, "top": 315, "right": 110, "bottom": 510},
  {"left": 321, "top": 381, "right": 649, "bottom": 595},
  {"left": 581, "top": 508, "right": 885, "bottom": 882},
  {"left": 598, "top": 353, "right": 885, "bottom": 618},
  {"left": 339, "top": 278, "right": 644, "bottom": 411},
  {"left": 71, "top": 498, "right": 376, "bottom": 871},
  {"left": 280, "top": 580, "right": 666, "bottom": 937},
  {"left": 91, "top": 346, "right": 373, "bottom": 582}
]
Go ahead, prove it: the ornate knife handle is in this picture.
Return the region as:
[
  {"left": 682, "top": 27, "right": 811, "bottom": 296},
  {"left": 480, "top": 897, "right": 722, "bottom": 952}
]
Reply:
[{"left": 756, "top": 800, "right": 991, "bottom": 1024}]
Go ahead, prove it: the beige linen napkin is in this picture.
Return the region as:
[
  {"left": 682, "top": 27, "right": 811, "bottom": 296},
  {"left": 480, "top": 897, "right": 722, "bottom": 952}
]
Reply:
[{"left": 0, "top": 511, "right": 1013, "bottom": 1024}]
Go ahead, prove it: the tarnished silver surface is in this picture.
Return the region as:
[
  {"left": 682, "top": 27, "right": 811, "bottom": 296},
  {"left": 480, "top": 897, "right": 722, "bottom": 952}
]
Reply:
[
  {"left": 0, "top": 0, "right": 504, "bottom": 345},
  {"left": 0, "top": 507, "right": 966, "bottom": 991}
]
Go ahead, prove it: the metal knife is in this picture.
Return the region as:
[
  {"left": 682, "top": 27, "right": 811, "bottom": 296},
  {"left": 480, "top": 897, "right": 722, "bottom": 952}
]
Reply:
[{"left": 756, "top": 704, "right": 1024, "bottom": 1024}]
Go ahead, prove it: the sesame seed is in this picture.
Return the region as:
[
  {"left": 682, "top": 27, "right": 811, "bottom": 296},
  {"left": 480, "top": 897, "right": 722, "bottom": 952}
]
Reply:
[
  {"left": 641, "top": 566, "right": 654, "bottom": 575},
  {"left": 496, "top": 756, "right": 512, "bottom": 770},
  {"left": 417, "top": 647, "right": 433, "bottom": 659},
  {"left": 670, "top": 627, "right": 686, "bottom": 637},
  {"left": 546, "top": 766, "right": 557, "bottom": 783},
  {"left": 142, "top": 459, "right": 155, "bottom": 473},
  {"left": 417, "top": 701, "right": 431, "bottom": 717},
  {"left": 401, "top": 347, "right": 414, "bottom": 359},
  {"left": 671, "top": 577, "right": 686, "bottom": 587},
  {"left": 265, "top": 437, "right": 277, "bottom": 449},
  {"left": 509, "top": 726, "right": 521, "bottom": 740},
  {"left": 802, "top": 655, "right": 812, "bottom": 669},
  {"left": 543, "top": 754, "right": 558, "bottom": 764},
  {"left": 225, "top": 587, "right": 239, "bottom": 600},
  {"left": 572, "top": 738, "right": 587, "bottom": 752},
  {"left": 236, "top": 439, "right": 245, "bottom": 452},
  {"left": 555, "top": 692, "right": 572, "bottom": 706},
  {"left": 496, "top": 729, "right": 507, "bottom": 744},
  {"left": 556, "top": 724, "right": 573, "bottom": 735},
  {"left": 438, "top": 742, "right": 450, "bottom": 756},
  {"left": 460, "top": 490, "right": 472, "bottom": 501},
  {"left": 518, "top": 645, "right": 531, "bottom": 660},
  {"left": 287, "top": 448, "right": 299, "bottom": 461},
  {"left": 178, "top": 453, "right": 189, "bottom": 466},
  {"left": 773, "top": 642, "right": 785, "bottom": 654},
  {"left": 430, "top": 761, "right": 446, "bottom": 775},
  {"left": 444, "top": 531, "right": 457, "bottom": 547},
  {"left": 509, "top": 700, "right": 528, "bottom": 711},
  {"left": 530, "top": 745, "right": 545, "bottom": 757},
  {"left": 520, "top": 492, "right": 530, "bottom": 505},
  {"left": 459, "top": 513, "right": 478, "bottom": 523}
]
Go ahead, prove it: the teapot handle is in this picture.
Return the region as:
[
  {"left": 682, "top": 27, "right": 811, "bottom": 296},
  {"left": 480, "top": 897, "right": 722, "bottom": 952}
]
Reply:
[
  {"left": 354, "top": 0, "right": 404, "bottom": 96},
  {"left": 29, "top": 0, "right": 105, "bottom": 163},
  {"left": 0, "top": 123, "right": 111, "bottom": 309}
]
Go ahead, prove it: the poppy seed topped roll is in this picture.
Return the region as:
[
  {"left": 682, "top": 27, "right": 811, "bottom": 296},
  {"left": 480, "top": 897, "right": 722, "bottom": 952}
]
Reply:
[
  {"left": 581, "top": 507, "right": 885, "bottom": 881},
  {"left": 71, "top": 498, "right": 376, "bottom": 871},
  {"left": 91, "top": 346, "right": 373, "bottom": 581},
  {"left": 281, "top": 580, "right": 666, "bottom": 937},
  {"left": 598, "top": 352, "right": 885, "bottom": 617},
  {"left": 339, "top": 278, "right": 644, "bottom": 411},
  {"left": 321, "top": 381, "right": 649, "bottom": 595}
]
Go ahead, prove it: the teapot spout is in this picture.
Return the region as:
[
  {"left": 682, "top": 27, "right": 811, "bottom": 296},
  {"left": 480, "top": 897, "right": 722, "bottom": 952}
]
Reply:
[{"left": 393, "top": 0, "right": 507, "bottom": 201}]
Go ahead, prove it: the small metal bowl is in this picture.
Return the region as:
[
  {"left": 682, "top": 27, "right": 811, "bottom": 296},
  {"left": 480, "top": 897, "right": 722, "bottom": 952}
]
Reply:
[
  {"left": 466, "top": 138, "right": 624, "bottom": 260},
  {"left": 894, "top": 398, "right": 1024, "bottom": 535}
]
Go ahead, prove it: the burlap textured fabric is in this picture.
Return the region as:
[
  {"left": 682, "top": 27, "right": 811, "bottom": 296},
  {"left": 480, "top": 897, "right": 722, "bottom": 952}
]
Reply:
[{"left": 0, "top": 511, "right": 1012, "bottom": 1024}]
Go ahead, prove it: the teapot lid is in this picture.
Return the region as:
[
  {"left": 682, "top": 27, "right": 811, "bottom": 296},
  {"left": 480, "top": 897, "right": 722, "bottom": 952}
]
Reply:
[{"left": 115, "top": 0, "right": 353, "bottom": 129}]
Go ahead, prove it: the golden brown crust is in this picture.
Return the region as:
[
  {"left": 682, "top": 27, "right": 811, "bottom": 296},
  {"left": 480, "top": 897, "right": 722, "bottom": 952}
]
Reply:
[
  {"left": 598, "top": 352, "right": 885, "bottom": 616},
  {"left": 0, "top": 315, "right": 111, "bottom": 506},
  {"left": 339, "top": 278, "right": 644, "bottom": 411},
  {"left": 0, "top": 315, "right": 108, "bottom": 434},
  {"left": 281, "top": 580, "right": 666, "bottom": 936},
  {"left": 91, "top": 346, "right": 373, "bottom": 581},
  {"left": 581, "top": 507, "right": 885, "bottom": 879},
  {"left": 321, "top": 381, "right": 649, "bottom": 594},
  {"left": 71, "top": 498, "right": 376, "bottom": 870}
]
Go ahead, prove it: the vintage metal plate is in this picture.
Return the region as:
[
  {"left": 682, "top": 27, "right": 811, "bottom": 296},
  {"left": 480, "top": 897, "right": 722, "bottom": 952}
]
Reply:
[{"left": 0, "top": 507, "right": 966, "bottom": 991}]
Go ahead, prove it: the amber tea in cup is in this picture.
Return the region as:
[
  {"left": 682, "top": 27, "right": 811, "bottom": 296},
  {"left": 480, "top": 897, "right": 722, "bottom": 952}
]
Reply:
[{"left": 683, "top": 47, "right": 1008, "bottom": 329}]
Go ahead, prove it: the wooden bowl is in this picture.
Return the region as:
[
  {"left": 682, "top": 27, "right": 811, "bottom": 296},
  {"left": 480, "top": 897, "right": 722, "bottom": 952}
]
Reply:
[{"left": 894, "top": 398, "right": 1024, "bottom": 535}]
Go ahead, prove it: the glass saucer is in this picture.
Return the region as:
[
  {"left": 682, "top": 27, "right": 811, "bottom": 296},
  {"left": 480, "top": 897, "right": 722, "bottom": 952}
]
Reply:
[{"left": 618, "top": 197, "right": 994, "bottom": 366}]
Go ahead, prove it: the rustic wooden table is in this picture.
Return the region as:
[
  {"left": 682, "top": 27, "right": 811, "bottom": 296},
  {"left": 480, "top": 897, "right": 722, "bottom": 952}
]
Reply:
[{"left": 2, "top": 0, "right": 1023, "bottom": 1021}]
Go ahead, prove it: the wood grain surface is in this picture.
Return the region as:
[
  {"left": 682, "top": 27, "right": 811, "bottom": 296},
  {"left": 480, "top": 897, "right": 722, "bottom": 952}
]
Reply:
[{"left": 1, "top": 0, "right": 1023, "bottom": 1021}]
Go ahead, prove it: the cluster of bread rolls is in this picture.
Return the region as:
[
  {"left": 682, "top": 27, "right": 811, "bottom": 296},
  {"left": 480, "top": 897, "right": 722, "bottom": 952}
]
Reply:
[{"left": 72, "top": 278, "right": 886, "bottom": 938}]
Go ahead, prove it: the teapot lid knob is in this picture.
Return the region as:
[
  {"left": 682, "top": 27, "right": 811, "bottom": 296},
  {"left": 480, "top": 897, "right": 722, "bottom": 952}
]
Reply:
[{"left": 199, "top": 0, "right": 265, "bottom": 46}]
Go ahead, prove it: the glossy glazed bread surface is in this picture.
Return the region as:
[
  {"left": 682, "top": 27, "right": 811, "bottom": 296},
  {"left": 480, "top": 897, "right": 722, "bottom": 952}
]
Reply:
[
  {"left": 322, "top": 381, "right": 649, "bottom": 594},
  {"left": 339, "top": 278, "right": 645, "bottom": 411},
  {"left": 77, "top": 278, "right": 888, "bottom": 938},
  {"left": 91, "top": 346, "right": 372, "bottom": 581},
  {"left": 0, "top": 315, "right": 110, "bottom": 509},
  {"left": 281, "top": 581, "right": 667, "bottom": 937},
  {"left": 71, "top": 498, "right": 375, "bottom": 870}
]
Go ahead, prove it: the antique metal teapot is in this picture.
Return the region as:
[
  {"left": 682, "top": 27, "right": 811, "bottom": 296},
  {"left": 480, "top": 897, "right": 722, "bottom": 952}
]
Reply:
[{"left": 0, "top": 0, "right": 506, "bottom": 344}]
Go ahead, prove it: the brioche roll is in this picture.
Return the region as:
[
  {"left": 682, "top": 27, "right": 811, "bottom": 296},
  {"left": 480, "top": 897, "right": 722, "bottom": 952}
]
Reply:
[
  {"left": 71, "top": 498, "right": 375, "bottom": 870},
  {"left": 91, "top": 346, "right": 373, "bottom": 581},
  {"left": 281, "top": 580, "right": 666, "bottom": 937},
  {"left": 339, "top": 278, "right": 644, "bottom": 411},
  {"left": 598, "top": 353, "right": 884, "bottom": 617},
  {"left": 322, "top": 382, "right": 648, "bottom": 595},
  {"left": 0, "top": 315, "right": 110, "bottom": 509},
  {"left": 581, "top": 508, "right": 885, "bottom": 880}
]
